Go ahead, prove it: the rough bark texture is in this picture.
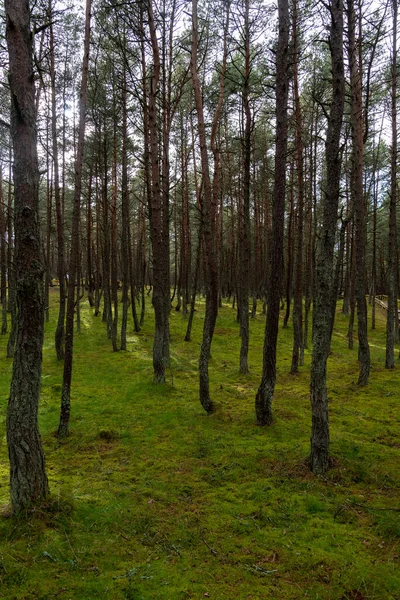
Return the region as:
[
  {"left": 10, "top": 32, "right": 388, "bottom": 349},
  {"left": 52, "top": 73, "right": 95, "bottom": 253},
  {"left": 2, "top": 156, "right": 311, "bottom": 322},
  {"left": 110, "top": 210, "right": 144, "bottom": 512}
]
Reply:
[
  {"left": 147, "top": 0, "right": 169, "bottom": 383},
  {"left": 58, "top": 0, "right": 91, "bottom": 437},
  {"left": 120, "top": 62, "right": 130, "bottom": 350},
  {"left": 309, "top": 0, "right": 345, "bottom": 474},
  {"left": 5, "top": 0, "right": 49, "bottom": 512},
  {"left": 191, "top": 0, "right": 221, "bottom": 413},
  {"left": 7, "top": 153, "right": 17, "bottom": 358},
  {"left": 255, "top": 0, "right": 289, "bottom": 426},
  {"left": 348, "top": 0, "right": 370, "bottom": 385},
  {"left": 238, "top": 0, "right": 251, "bottom": 374},
  {"left": 386, "top": 0, "right": 397, "bottom": 369},
  {"left": 290, "top": 0, "right": 304, "bottom": 374},
  {"left": 50, "top": 9, "right": 66, "bottom": 361}
]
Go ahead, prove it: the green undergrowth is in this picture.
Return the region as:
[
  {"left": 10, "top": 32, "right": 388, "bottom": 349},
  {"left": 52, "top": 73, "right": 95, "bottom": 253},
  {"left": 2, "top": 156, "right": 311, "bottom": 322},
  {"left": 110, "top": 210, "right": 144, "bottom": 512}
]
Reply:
[{"left": 0, "top": 292, "right": 399, "bottom": 599}]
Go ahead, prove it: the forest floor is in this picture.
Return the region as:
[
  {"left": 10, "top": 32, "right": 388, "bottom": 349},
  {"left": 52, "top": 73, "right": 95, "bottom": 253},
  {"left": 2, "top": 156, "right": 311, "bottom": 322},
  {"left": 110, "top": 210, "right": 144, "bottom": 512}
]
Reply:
[{"left": 0, "top": 290, "right": 399, "bottom": 600}]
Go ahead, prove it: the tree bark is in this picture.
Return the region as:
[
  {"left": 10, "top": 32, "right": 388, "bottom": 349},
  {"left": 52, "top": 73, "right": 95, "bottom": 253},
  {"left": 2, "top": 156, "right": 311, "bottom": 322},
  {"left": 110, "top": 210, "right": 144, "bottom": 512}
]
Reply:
[
  {"left": 58, "top": 0, "right": 91, "bottom": 437},
  {"left": 5, "top": 0, "right": 49, "bottom": 512},
  {"left": 50, "top": 5, "right": 66, "bottom": 361},
  {"left": 309, "top": 0, "right": 345, "bottom": 474},
  {"left": 347, "top": 0, "right": 370, "bottom": 385},
  {"left": 238, "top": 0, "right": 251, "bottom": 374},
  {"left": 255, "top": 0, "right": 290, "bottom": 425},
  {"left": 290, "top": 0, "right": 305, "bottom": 373},
  {"left": 386, "top": 0, "right": 397, "bottom": 368}
]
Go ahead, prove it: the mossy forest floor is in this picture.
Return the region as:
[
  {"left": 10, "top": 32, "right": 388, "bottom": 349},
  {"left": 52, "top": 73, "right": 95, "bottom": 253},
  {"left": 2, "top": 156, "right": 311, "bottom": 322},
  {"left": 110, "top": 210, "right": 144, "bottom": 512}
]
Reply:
[{"left": 0, "top": 291, "right": 399, "bottom": 599}]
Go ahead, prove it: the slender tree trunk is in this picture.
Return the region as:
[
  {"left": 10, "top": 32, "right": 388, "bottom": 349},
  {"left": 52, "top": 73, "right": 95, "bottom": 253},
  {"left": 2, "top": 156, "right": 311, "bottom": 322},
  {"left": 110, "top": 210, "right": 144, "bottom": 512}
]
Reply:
[
  {"left": 283, "top": 164, "right": 294, "bottom": 329},
  {"left": 121, "top": 61, "right": 131, "bottom": 349},
  {"left": 110, "top": 119, "right": 119, "bottom": 352},
  {"left": 348, "top": 0, "right": 370, "bottom": 385},
  {"left": 191, "top": 0, "right": 224, "bottom": 412},
  {"left": 0, "top": 171, "right": 7, "bottom": 335},
  {"left": 386, "top": 0, "right": 397, "bottom": 368},
  {"left": 7, "top": 151, "right": 17, "bottom": 358},
  {"left": 58, "top": 0, "right": 91, "bottom": 437},
  {"left": 291, "top": 0, "right": 305, "bottom": 373},
  {"left": 5, "top": 0, "right": 49, "bottom": 512},
  {"left": 309, "top": 0, "right": 345, "bottom": 474},
  {"left": 50, "top": 9, "right": 66, "bottom": 360},
  {"left": 239, "top": 0, "right": 251, "bottom": 374},
  {"left": 146, "top": 0, "right": 170, "bottom": 382},
  {"left": 255, "top": 0, "right": 289, "bottom": 425}
]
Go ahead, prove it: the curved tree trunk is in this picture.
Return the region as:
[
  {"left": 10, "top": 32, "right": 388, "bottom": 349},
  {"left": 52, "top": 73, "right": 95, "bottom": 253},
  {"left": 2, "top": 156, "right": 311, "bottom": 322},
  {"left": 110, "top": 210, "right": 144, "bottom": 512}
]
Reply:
[{"left": 310, "top": 0, "right": 345, "bottom": 474}]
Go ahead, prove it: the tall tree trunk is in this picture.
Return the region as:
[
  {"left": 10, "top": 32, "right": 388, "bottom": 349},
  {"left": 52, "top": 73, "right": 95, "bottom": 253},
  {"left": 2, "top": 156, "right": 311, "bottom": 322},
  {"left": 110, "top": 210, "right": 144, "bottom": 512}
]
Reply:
[
  {"left": 5, "top": 0, "right": 49, "bottom": 512},
  {"left": 121, "top": 61, "right": 131, "bottom": 349},
  {"left": 58, "top": 0, "right": 91, "bottom": 437},
  {"left": 290, "top": 0, "right": 305, "bottom": 373},
  {"left": 146, "top": 0, "right": 169, "bottom": 382},
  {"left": 347, "top": 0, "right": 370, "bottom": 385},
  {"left": 190, "top": 0, "right": 225, "bottom": 412},
  {"left": 386, "top": 0, "right": 397, "bottom": 368},
  {"left": 283, "top": 163, "right": 294, "bottom": 329},
  {"left": 0, "top": 171, "right": 7, "bottom": 335},
  {"left": 110, "top": 118, "right": 119, "bottom": 352},
  {"left": 7, "top": 151, "right": 17, "bottom": 358},
  {"left": 238, "top": 0, "right": 251, "bottom": 374},
  {"left": 255, "top": 0, "right": 290, "bottom": 425},
  {"left": 309, "top": 0, "right": 345, "bottom": 474},
  {"left": 50, "top": 7, "right": 66, "bottom": 360}
]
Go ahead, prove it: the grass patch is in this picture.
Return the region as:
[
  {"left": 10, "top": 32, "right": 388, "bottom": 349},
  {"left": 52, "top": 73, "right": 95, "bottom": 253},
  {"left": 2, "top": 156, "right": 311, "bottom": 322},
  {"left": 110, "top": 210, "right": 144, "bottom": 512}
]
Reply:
[{"left": 0, "top": 292, "right": 399, "bottom": 599}]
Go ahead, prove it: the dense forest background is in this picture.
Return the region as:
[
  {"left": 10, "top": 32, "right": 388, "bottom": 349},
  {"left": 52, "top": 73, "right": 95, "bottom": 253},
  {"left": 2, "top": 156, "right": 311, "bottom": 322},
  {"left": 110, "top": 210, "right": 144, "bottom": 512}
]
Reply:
[
  {"left": 0, "top": 1, "right": 399, "bottom": 597},
  {"left": 0, "top": 0, "right": 399, "bottom": 505}
]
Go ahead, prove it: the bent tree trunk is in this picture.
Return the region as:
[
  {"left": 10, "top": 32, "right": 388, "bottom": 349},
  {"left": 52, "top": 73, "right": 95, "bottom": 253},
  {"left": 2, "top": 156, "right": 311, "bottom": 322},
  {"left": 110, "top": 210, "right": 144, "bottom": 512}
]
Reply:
[
  {"left": 310, "top": 0, "right": 345, "bottom": 474},
  {"left": 190, "top": 0, "right": 228, "bottom": 412},
  {"left": 5, "top": 0, "right": 49, "bottom": 512}
]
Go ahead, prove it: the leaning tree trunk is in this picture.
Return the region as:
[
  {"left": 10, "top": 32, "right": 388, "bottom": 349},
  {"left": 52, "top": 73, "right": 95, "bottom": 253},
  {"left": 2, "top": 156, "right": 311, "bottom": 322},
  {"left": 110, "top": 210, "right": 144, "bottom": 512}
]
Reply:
[
  {"left": 191, "top": 0, "right": 220, "bottom": 412},
  {"left": 5, "top": 0, "right": 49, "bottom": 512},
  {"left": 309, "top": 0, "right": 345, "bottom": 474},
  {"left": 255, "top": 0, "right": 290, "bottom": 426}
]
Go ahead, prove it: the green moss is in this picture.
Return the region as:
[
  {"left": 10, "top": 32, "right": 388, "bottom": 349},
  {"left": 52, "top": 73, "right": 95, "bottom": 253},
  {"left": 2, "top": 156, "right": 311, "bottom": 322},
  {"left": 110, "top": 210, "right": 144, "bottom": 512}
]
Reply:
[{"left": 0, "top": 294, "right": 398, "bottom": 598}]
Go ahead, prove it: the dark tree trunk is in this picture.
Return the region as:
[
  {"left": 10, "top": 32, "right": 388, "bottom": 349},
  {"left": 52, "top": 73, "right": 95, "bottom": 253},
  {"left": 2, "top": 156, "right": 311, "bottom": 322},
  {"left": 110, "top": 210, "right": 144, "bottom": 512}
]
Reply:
[
  {"left": 0, "top": 172, "right": 7, "bottom": 335},
  {"left": 290, "top": 0, "right": 305, "bottom": 373},
  {"left": 58, "top": 0, "right": 91, "bottom": 437},
  {"left": 283, "top": 164, "right": 294, "bottom": 329},
  {"left": 110, "top": 122, "right": 119, "bottom": 352},
  {"left": 386, "top": 0, "right": 397, "bottom": 368},
  {"left": 309, "top": 0, "right": 345, "bottom": 474},
  {"left": 238, "top": 0, "right": 251, "bottom": 374},
  {"left": 121, "top": 62, "right": 131, "bottom": 349},
  {"left": 191, "top": 0, "right": 225, "bottom": 413},
  {"left": 5, "top": 0, "right": 49, "bottom": 512},
  {"left": 146, "top": 0, "right": 169, "bottom": 383},
  {"left": 7, "top": 153, "right": 17, "bottom": 359},
  {"left": 255, "top": 0, "right": 289, "bottom": 425},
  {"left": 50, "top": 8, "right": 66, "bottom": 361},
  {"left": 347, "top": 0, "right": 370, "bottom": 385}
]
